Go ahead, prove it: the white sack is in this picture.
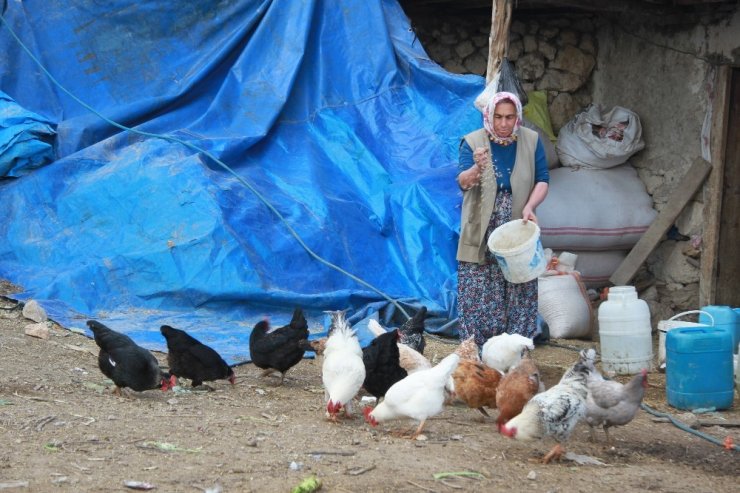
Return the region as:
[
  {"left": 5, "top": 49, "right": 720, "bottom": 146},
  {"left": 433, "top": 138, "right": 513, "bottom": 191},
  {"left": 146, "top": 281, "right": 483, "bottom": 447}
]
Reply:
[
  {"left": 538, "top": 273, "right": 593, "bottom": 339},
  {"left": 538, "top": 164, "right": 657, "bottom": 251},
  {"left": 556, "top": 104, "right": 645, "bottom": 169}
]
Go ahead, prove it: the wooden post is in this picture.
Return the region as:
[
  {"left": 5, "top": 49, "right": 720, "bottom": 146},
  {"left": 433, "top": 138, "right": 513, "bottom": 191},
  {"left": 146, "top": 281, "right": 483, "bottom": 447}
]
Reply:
[
  {"left": 700, "top": 65, "right": 731, "bottom": 306},
  {"left": 486, "top": 0, "right": 513, "bottom": 84}
]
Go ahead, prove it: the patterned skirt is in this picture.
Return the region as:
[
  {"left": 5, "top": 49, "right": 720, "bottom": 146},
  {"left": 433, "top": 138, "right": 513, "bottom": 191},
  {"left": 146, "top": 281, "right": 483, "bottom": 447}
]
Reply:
[{"left": 457, "top": 191, "right": 538, "bottom": 347}]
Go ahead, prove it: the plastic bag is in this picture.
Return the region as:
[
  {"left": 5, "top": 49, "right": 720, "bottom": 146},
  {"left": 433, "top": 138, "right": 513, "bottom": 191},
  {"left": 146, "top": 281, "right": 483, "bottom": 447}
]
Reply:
[{"left": 497, "top": 57, "right": 527, "bottom": 106}]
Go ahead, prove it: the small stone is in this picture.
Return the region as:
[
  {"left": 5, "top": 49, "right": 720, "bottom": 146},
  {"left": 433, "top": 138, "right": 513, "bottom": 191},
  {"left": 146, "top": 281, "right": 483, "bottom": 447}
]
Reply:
[
  {"left": 450, "top": 434, "right": 463, "bottom": 441},
  {"left": 22, "top": 300, "right": 47, "bottom": 323},
  {"left": 415, "top": 434, "right": 428, "bottom": 441},
  {"left": 289, "top": 461, "right": 303, "bottom": 471},
  {"left": 255, "top": 388, "right": 266, "bottom": 395},
  {"left": 245, "top": 440, "right": 258, "bottom": 447},
  {"left": 25, "top": 322, "right": 50, "bottom": 340},
  {"left": 527, "top": 470, "right": 537, "bottom": 480}
]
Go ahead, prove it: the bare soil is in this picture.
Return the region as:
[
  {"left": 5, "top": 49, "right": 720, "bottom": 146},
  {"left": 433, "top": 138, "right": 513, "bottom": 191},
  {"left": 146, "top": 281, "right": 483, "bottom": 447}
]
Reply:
[{"left": 1, "top": 285, "right": 738, "bottom": 493}]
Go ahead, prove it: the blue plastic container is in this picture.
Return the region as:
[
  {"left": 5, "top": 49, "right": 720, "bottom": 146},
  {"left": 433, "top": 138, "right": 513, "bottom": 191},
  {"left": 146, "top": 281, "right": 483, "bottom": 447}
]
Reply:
[
  {"left": 666, "top": 326, "right": 734, "bottom": 410},
  {"left": 699, "top": 305, "right": 739, "bottom": 354}
]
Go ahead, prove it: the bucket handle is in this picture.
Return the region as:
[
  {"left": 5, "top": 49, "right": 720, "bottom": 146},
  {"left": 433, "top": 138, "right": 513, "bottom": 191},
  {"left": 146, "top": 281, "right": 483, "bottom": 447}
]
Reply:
[{"left": 667, "top": 310, "right": 714, "bottom": 326}]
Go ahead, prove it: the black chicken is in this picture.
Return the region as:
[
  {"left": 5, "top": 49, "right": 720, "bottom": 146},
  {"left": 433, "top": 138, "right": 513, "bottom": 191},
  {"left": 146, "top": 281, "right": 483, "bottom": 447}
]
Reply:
[
  {"left": 87, "top": 320, "right": 173, "bottom": 396},
  {"left": 398, "top": 306, "right": 427, "bottom": 355},
  {"left": 160, "top": 325, "right": 235, "bottom": 388},
  {"left": 362, "top": 329, "right": 407, "bottom": 399},
  {"left": 249, "top": 307, "right": 309, "bottom": 385}
]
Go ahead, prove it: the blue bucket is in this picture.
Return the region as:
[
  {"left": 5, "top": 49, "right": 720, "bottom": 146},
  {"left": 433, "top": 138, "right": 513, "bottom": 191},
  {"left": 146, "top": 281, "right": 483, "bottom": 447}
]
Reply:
[{"left": 665, "top": 326, "right": 734, "bottom": 411}]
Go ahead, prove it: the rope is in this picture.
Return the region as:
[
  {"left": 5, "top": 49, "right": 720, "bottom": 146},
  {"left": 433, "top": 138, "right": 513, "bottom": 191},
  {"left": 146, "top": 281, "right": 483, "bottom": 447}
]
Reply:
[
  {"left": 640, "top": 403, "right": 739, "bottom": 452},
  {"left": 0, "top": 10, "right": 411, "bottom": 320}
]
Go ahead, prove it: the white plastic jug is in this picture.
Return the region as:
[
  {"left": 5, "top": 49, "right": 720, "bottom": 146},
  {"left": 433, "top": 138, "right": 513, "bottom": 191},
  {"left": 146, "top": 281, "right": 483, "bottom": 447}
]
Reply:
[{"left": 598, "top": 286, "right": 653, "bottom": 375}]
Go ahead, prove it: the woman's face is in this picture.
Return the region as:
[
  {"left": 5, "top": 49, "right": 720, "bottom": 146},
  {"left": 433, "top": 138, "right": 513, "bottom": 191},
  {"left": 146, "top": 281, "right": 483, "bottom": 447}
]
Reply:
[{"left": 493, "top": 101, "right": 517, "bottom": 137}]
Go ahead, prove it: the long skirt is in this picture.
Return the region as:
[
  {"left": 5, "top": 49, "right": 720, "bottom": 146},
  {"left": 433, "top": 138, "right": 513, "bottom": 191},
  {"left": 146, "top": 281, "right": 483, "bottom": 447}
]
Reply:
[{"left": 457, "top": 191, "right": 538, "bottom": 347}]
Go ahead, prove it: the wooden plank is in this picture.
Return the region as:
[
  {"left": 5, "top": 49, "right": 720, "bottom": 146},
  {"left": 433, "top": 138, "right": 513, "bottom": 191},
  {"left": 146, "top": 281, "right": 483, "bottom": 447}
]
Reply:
[
  {"left": 700, "top": 65, "right": 731, "bottom": 305},
  {"left": 485, "top": 0, "right": 512, "bottom": 84},
  {"left": 610, "top": 159, "right": 712, "bottom": 286}
]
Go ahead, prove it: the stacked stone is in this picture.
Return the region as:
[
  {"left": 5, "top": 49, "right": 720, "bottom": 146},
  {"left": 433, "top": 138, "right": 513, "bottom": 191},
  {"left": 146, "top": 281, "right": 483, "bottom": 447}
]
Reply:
[{"left": 414, "top": 14, "right": 598, "bottom": 133}]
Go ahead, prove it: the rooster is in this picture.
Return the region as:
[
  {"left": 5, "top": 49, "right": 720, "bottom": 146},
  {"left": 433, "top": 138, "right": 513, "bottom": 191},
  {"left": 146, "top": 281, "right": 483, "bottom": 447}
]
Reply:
[
  {"left": 322, "top": 311, "right": 365, "bottom": 421},
  {"left": 87, "top": 320, "right": 173, "bottom": 396},
  {"left": 397, "top": 306, "right": 427, "bottom": 355},
  {"left": 495, "top": 349, "right": 544, "bottom": 429},
  {"left": 160, "top": 325, "right": 235, "bottom": 388},
  {"left": 579, "top": 349, "right": 648, "bottom": 444},
  {"left": 500, "top": 359, "right": 591, "bottom": 464},
  {"left": 481, "top": 333, "right": 534, "bottom": 373},
  {"left": 451, "top": 360, "right": 502, "bottom": 418},
  {"left": 368, "top": 319, "right": 431, "bottom": 374},
  {"left": 362, "top": 329, "right": 407, "bottom": 399},
  {"left": 249, "top": 307, "right": 309, "bottom": 385},
  {"left": 364, "top": 353, "right": 460, "bottom": 439}
]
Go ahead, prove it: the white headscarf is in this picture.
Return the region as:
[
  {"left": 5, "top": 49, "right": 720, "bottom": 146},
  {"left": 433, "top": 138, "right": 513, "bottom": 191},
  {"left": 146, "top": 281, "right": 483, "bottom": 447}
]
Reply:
[{"left": 482, "top": 91, "right": 523, "bottom": 145}]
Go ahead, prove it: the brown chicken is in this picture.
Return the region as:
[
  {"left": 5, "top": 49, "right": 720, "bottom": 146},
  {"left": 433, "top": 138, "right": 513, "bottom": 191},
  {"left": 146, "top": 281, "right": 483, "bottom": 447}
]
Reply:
[
  {"left": 451, "top": 360, "right": 502, "bottom": 417},
  {"left": 495, "top": 350, "right": 543, "bottom": 430}
]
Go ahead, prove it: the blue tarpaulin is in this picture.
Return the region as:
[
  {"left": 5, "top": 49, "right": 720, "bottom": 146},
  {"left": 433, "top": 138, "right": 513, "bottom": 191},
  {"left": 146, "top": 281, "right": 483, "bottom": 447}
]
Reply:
[{"left": 0, "top": 0, "right": 484, "bottom": 363}]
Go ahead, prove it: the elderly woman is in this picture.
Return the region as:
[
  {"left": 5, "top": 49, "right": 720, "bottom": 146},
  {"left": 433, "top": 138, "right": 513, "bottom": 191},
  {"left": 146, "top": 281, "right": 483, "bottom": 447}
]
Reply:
[{"left": 456, "top": 91, "right": 550, "bottom": 348}]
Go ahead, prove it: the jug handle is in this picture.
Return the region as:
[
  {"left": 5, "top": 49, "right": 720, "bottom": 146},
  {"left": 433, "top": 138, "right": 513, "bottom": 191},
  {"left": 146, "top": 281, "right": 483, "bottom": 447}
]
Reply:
[{"left": 668, "top": 310, "right": 714, "bottom": 326}]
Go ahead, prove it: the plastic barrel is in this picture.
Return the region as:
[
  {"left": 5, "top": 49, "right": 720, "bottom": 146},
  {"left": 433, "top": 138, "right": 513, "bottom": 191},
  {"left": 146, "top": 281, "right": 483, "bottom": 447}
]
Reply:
[
  {"left": 598, "top": 286, "right": 653, "bottom": 375},
  {"left": 666, "top": 326, "right": 734, "bottom": 411},
  {"left": 699, "top": 305, "right": 739, "bottom": 354}
]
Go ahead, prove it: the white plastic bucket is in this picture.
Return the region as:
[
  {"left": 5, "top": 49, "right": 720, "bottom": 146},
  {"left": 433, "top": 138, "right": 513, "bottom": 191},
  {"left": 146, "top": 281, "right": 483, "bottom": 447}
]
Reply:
[
  {"left": 487, "top": 219, "right": 547, "bottom": 283},
  {"left": 657, "top": 310, "right": 713, "bottom": 369},
  {"left": 598, "top": 286, "right": 653, "bottom": 375}
]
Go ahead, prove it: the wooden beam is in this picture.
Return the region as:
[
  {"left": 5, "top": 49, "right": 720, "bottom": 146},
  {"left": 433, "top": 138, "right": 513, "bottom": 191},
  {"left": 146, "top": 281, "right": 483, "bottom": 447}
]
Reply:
[
  {"left": 610, "top": 159, "right": 712, "bottom": 286},
  {"left": 699, "top": 65, "right": 731, "bottom": 306},
  {"left": 485, "top": 0, "right": 512, "bottom": 84}
]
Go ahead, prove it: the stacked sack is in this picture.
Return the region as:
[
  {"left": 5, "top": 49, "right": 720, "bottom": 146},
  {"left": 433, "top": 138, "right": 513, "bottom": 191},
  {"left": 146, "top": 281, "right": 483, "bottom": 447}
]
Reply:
[{"left": 538, "top": 103, "right": 654, "bottom": 289}]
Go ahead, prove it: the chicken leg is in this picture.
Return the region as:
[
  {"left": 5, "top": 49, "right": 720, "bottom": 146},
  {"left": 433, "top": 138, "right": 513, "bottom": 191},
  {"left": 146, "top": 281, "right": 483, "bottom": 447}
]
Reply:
[{"left": 542, "top": 444, "right": 565, "bottom": 464}]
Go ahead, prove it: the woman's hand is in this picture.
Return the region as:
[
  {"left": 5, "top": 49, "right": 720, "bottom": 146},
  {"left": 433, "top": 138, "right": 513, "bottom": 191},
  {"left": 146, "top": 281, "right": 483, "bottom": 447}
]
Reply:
[
  {"left": 472, "top": 147, "right": 489, "bottom": 172},
  {"left": 521, "top": 206, "right": 537, "bottom": 224}
]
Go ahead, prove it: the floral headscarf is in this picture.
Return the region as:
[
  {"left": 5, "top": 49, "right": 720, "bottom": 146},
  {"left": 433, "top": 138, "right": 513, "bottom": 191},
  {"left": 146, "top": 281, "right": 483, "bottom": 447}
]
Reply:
[{"left": 483, "top": 91, "right": 523, "bottom": 146}]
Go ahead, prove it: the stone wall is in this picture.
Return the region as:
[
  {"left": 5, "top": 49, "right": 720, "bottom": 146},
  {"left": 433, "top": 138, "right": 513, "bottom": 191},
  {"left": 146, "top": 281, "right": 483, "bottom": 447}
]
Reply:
[{"left": 412, "top": 13, "right": 598, "bottom": 132}]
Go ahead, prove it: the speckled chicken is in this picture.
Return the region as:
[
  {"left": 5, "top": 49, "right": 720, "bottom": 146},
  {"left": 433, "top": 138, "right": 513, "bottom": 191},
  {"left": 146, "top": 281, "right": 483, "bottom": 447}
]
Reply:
[
  {"left": 368, "top": 319, "right": 431, "bottom": 374},
  {"left": 397, "top": 306, "right": 427, "bottom": 355},
  {"left": 579, "top": 349, "right": 648, "bottom": 443},
  {"left": 499, "top": 359, "right": 591, "bottom": 464}
]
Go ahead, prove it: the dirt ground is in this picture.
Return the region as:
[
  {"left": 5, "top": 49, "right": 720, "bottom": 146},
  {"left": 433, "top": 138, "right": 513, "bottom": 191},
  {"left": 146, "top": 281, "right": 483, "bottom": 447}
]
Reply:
[{"left": 1, "top": 285, "right": 738, "bottom": 493}]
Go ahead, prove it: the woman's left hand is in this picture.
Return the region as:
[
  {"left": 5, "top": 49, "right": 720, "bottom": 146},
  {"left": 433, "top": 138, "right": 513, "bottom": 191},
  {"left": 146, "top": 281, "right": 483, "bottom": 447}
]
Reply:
[{"left": 522, "top": 207, "right": 537, "bottom": 224}]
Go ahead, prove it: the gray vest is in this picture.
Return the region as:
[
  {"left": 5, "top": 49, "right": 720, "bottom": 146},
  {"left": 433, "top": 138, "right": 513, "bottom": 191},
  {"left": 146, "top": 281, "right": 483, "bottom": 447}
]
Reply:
[{"left": 456, "top": 126, "right": 538, "bottom": 264}]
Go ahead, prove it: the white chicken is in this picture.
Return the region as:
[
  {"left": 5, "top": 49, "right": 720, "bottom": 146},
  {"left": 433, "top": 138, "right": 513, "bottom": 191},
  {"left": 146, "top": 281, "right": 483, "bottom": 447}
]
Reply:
[
  {"left": 499, "top": 359, "right": 590, "bottom": 463},
  {"left": 364, "top": 353, "right": 460, "bottom": 439},
  {"left": 481, "top": 333, "right": 534, "bottom": 373},
  {"left": 321, "top": 311, "right": 365, "bottom": 421},
  {"left": 368, "top": 319, "right": 431, "bottom": 374}
]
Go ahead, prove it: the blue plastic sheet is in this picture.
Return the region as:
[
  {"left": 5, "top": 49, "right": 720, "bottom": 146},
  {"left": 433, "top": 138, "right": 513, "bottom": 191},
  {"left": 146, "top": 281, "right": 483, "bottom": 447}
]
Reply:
[
  {"left": 0, "top": 90, "right": 56, "bottom": 177},
  {"left": 0, "top": 0, "right": 484, "bottom": 364}
]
